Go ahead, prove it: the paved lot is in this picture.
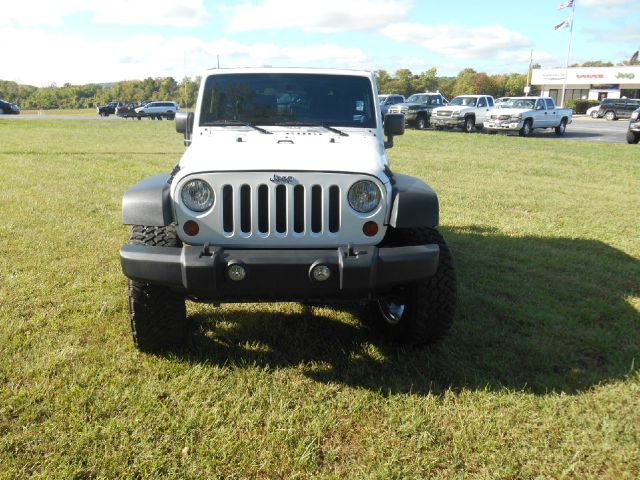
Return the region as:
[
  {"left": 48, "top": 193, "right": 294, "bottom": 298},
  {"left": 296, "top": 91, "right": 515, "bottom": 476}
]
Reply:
[
  {"left": 479, "top": 115, "right": 630, "bottom": 144},
  {"left": 2, "top": 113, "right": 633, "bottom": 144}
]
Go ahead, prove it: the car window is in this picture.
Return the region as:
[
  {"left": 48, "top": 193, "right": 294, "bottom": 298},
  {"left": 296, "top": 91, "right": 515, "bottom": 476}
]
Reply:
[
  {"left": 535, "top": 99, "right": 546, "bottom": 110},
  {"left": 487, "top": 97, "right": 494, "bottom": 107},
  {"left": 545, "top": 98, "right": 555, "bottom": 109},
  {"left": 477, "top": 98, "right": 487, "bottom": 108}
]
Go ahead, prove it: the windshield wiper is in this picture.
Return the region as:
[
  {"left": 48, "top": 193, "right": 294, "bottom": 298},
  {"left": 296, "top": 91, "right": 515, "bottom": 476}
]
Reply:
[
  {"left": 206, "top": 119, "right": 272, "bottom": 134},
  {"left": 274, "top": 121, "right": 349, "bottom": 137}
]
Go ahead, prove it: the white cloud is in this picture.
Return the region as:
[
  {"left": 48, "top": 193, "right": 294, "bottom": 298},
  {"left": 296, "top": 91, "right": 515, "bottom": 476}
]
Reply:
[
  {"left": 382, "top": 23, "right": 531, "bottom": 59},
  {"left": 0, "top": 29, "right": 370, "bottom": 86},
  {"left": 1, "top": 0, "right": 209, "bottom": 27},
  {"left": 221, "top": 0, "right": 411, "bottom": 33},
  {"left": 91, "top": 0, "right": 209, "bottom": 27}
]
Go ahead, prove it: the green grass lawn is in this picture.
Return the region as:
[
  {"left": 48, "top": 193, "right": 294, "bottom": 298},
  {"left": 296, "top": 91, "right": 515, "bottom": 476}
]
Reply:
[{"left": 1, "top": 120, "right": 638, "bottom": 478}]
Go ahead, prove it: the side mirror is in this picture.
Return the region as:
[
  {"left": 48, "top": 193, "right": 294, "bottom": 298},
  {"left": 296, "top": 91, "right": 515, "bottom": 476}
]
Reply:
[
  {"left": 383, "top": 113, "right": 405, "bottom": 149},
  {"left": 175, "top": 111, "right": 194, "bottom": 146}
]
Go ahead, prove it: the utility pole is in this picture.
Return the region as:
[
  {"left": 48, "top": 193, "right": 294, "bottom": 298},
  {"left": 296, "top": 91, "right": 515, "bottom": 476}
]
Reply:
[{"left": 560, "top": 1, "right": 576, "bottom": 108}]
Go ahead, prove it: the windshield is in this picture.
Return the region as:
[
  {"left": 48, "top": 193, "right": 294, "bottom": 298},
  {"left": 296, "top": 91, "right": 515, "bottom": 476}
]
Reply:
[
  {"left": 502, "top": 98, "right": 536, "bottom": 109},
  {"left": 199, "top": 73, "right": 376, "bottom": 128},
  {"left": 406, "top": 94, "right": 425, "bottom": 103},
  {"left": 450, "top": 96, "right": 477, "bottom": 107}
]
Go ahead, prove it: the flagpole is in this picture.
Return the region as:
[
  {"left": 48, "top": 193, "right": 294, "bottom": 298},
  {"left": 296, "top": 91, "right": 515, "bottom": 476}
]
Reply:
[{"left": 560, "top": 1, "right": 576, "bottom": 108}]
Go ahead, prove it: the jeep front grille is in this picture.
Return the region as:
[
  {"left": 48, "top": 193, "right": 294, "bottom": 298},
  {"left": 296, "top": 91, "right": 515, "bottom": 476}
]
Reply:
[{"left": 220, "top": 183, "right": 340, "bottom": 235}]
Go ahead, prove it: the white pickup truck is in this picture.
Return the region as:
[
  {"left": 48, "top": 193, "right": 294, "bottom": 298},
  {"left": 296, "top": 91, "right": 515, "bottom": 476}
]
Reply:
[
  {"left": 430, "top": 94, "right": 495, "bottom": 133},
  {"left": 483, "top": 96, "right": 572, "bottom": 136}
]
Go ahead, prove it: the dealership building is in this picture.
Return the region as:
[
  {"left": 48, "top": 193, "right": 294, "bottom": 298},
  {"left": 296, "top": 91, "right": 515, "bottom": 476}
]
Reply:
[{"left": 531, "top": 65, "right": 640, "bottom": 104}]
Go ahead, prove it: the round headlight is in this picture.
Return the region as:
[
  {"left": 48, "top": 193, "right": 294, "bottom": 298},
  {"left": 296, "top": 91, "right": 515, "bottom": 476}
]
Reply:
[
  {"left": 181, "top": 179, "right": 214, "bottom": 212},
  {"left": 348, "top": 180, "right": 381, "bottom": 213}
]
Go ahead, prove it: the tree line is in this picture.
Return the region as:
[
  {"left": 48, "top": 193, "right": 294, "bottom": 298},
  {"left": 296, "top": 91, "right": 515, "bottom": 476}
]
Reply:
[
  {"left": 0, "top": 67, "right": 536, "bottom": 110},
  {"left": 375, "top": 68, "right": 535, "bottom": 100},
  {"left": 0, "top": 77, "right": 200, "bottom": 110}
]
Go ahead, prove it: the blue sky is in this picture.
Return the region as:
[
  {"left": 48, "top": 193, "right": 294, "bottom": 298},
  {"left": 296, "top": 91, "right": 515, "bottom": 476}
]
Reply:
[{"left": 1, "top": 0, "right": 638, "bottom": 86}]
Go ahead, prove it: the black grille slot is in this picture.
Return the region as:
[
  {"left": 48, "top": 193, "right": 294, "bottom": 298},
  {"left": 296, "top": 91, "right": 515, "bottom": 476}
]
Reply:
[
  {"left": 222, "top": 185, "right": 233, "bottom": 232},
  {"left": 294, "top": 185, "right": 304, "bottom": 233},
  {"left": 258, "top": 184, "right": 268, "bottom": 233},
  {"left": 311, "top": 185, "right": 322, "bottom": 233},
  {"left": 240, "top": 185, "right": 251, "bottom": 233},
  {"left": 275, "top": 185, "right": 286, "bottom": 233},
  {"left": 329, "top": 185, "right": 340, "bottom": 233}
]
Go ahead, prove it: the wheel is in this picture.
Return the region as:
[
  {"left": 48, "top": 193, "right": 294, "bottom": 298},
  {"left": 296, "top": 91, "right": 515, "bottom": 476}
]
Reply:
[
  {"left": 591, "top": 110, "right": 599, "bottom": 118},
  {"left": 604, "top": 110, "right": 616, "bottom": 121},
  {"left": 166, "top": 111, "right": 175, "bottom": 120},
  {"left": 416, "top": 115, "right": 428, "bottom": 130},
  {"left": 128, "top": 225, "right": 187, "bottom": 352},
  {"left": 463, "top": 116, "right": 475, "bottom": 133},
  {"left": 518, "top": 119, "right": 533, "bottom": 137},
  {"left": 555, "top": 118, "right": 567, "bottom": 136},
  {"left": 366, "top": 227, "right": 457, "bottom": 346},
  {"left": 627, "top": 130, "right": 640, "bottom": 144}
]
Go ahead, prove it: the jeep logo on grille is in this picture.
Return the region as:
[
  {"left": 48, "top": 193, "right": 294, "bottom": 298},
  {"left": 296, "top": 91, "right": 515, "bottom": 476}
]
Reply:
[{"left": 270, "top": 174, "right": 295, "bottom": 184}]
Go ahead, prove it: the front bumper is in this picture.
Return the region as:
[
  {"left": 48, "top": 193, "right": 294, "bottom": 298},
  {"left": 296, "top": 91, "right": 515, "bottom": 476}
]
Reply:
[
  {"left": 483, "top": 120, "right": 523, "bottom": 131},
  {"left": 431, "top": 117, "right": 464, "bottom": 127},
  {"left": 120, "top": 244, "right": 439, "bottom": 301}
]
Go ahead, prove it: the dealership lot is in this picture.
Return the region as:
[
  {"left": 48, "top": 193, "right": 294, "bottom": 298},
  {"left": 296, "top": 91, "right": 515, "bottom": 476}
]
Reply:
[
  {"left": 524, "top": 115, "right": 630, "bottom": 144},
  {"left": 4, "top": 112, "right": 633, "bottom": 144}
]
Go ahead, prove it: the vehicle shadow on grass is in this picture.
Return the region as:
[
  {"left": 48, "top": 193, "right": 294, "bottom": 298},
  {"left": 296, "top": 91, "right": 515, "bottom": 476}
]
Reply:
[{"left": 172, "top": 225, "right": 640, "bottom": 396}]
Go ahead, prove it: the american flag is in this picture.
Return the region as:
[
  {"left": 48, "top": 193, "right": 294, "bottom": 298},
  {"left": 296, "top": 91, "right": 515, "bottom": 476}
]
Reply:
[
  {"left": 559, "top": 1, "right": 574, "bottom": 9},
  {"left": 554, "top": 18, "right": 570, "bottom": 30}
]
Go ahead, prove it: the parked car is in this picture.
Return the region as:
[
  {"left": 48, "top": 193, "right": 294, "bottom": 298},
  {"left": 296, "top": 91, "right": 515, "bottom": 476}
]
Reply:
[
  {"left": 587, "top": 105, "right": 600, "bottom": 118},
  {"left": 97, "top": 101, "right": 126, "bottom": 117},
  {"left": 0, "top": 99, "right": 20, "bottom": 114},
  {"left": 378, "top": 94, "right": 405, "bottom": 120},
  {"left": 430, "top": 95, "right": 495, "bottom": 132},
  {"left": 595, "top": 98, "right": 640, "bottom": 120},
  {"left": 116, "top": 102, "right": 144, "bottom": 119},
  {"left": 134, "top": 101, "right": 179, "bottom": 120},
  {"left": 119, "top": 67, "right": 456, "bottom": 352},
  {"left": 387, "top": 92, "right": 448, "bottom": 129},
  {"left": 627, "top": 107, "right": 640, "bottom": 144}
]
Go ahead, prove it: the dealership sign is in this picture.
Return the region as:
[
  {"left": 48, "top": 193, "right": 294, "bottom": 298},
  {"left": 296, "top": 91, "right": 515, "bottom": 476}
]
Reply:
[{"left": 532, "top": 66, "right": 640, "bottom": 85}]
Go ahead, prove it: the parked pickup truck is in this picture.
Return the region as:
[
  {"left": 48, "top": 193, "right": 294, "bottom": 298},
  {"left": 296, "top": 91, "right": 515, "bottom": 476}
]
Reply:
[
  {"left": 483, "top": 97, "right": 572, "bottom": 136},
  {"left": 430, "top": 95, "right": 495, "bottom": 133},
  {"left": 387, "top": 92, "right": 447, "bottom": 129}
]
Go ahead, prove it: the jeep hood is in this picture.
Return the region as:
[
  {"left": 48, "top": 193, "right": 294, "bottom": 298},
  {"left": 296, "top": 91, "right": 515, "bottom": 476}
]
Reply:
[{"left": 178, "top": 130, "right": 388, "bottom": 179}]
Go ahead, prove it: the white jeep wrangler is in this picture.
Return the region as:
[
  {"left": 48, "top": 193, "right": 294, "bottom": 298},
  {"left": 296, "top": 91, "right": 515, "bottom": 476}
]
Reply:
[{"left": 119, "top": 67, "right": 456, "bottom": 352}]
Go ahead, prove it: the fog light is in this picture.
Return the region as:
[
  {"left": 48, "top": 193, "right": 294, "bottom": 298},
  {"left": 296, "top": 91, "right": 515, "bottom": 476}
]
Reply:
[
  {"left": 362, "top": 221, "right": 379, "bottom": 237},
  {"left": 183, "top": 220, "right": 199, "bottom": 236},
  {"left": 311, "top": 265, "right": 331, "bottom": 282},
  {"left": 227, "top": 264, "right": 246, "bottom": 281}
]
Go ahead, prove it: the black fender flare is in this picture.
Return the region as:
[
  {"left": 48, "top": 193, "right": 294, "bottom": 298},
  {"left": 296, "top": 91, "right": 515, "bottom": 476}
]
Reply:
[
  {"left": 388, "top": 173, "right": 439, "bottom": 228},
  {"left": 122, "top": 174, "right": 174, "bottom": 226}
]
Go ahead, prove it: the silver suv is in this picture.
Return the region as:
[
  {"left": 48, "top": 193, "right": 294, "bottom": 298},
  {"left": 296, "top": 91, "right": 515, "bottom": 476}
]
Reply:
[{"left": 135, "top": 101, "right": 179, "bottom": 120}]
